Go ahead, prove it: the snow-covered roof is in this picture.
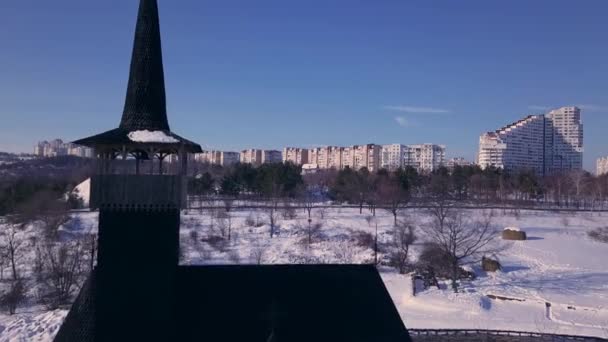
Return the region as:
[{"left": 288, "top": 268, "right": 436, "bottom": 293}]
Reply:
[
  {"left": 504, "top": 226, "right": 520, "bottom": 231},
  {"left": 127, "top": 130, "right": 179, "bottom": 143}
]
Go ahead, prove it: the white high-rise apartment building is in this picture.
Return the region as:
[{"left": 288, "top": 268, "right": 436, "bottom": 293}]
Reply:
[
  {"left": 477, "top": 106, "right": 583, "bottom": 175},
  {"left": 597, "top": 157, "right": 608, "bottom": 176},
  {"left": 283, "top": 148, "right": 309, "bottom": 165},
  {"left": 477, "top": 115, "right": 545, "bottom": 174},
  {"left": 544, "top": 106, "right": 583, "bottom": 174}
]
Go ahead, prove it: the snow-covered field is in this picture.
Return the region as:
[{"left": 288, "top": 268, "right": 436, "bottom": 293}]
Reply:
[{"left": 1, "top": 208, "right": 607, "bottom": 341}]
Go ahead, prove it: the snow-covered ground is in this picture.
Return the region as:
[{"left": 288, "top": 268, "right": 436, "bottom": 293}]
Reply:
[{"left": 1, "top": 208, "right": 607, "bottom": 341}]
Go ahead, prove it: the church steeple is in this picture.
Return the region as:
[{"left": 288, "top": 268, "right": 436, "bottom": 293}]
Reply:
[
  {"left": 120, "top": 0, "right": 170, "bottom": 131},
  {"left": 72, "top": 0, "right": 201, "bottom": 155}
]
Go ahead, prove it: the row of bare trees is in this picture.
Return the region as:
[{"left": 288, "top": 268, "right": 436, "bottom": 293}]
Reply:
[{"left": 0, "top": 195, "right": 96, "bottom": 315}]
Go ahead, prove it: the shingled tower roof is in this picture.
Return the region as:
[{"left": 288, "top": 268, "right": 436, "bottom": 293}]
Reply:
[
  {"left": 73, "top": 0, "right": 201, "bottom": 154},
  {"left": 120, "top": 0, "right": 169, "bottom": 131}
]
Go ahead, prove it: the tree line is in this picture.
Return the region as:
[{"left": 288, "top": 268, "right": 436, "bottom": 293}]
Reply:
[{"left": 188, "top": 162, "right": 608, "bottom": 210}]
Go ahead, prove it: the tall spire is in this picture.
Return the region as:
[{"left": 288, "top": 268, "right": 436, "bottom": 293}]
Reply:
[{"left": 120, "top": 0, "right": 170, "bottom": 131}]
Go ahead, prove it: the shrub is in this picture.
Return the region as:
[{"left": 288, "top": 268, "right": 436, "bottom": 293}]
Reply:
[
  {"left": 281, "top": 207, "right": 298, "bottom": 220},
  {"left": 417, "top": 243, "right": 454, "bottom": 278},
  {"left": 0, "top": 279, "right": 26, "bottom": 315},
  {"left": 245, "top": 213, "right": 256, "bottom": 227},
  {"left": 352, "top": 231, "right": 375, "bottom": 249},
  {"left": 588, "top": 227, "right": 608, "bottom": 243}
]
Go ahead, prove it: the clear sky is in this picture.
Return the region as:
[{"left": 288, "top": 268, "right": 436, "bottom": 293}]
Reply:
[{"left": 0, "top": 0, "right": 606, "bottom": 171}]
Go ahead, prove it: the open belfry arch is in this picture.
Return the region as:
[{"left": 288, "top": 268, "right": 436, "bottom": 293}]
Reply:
[{"left": 56, "top": 1, "right": 410, "bottom": 341}]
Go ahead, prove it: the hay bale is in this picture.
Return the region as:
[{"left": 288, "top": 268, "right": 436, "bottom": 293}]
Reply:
[
  {"left": 482, "top": 257, "right": 501, "bottom": 272},
  {"left": 502, "top": 227, "right": 527, "bottom": 240}
]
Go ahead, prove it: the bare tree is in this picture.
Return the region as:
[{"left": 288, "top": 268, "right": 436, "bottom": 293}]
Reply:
[
  {"left": 333, "top": 241, "right": 356, "bottom": 264},
  {"left": 85, "top": 233, "right": 98, "bottom": 271},
  {"left": 216, "top": 210, "right": 233, "bottom": 241},
  {"left": 423, "top": 207, "right": 500, "bottom": 292},
  {"left": 389, "top": 219, "right": 417, "bottom": 274},
  {"left": 1, "top": 225, "right": 25, "bottom": 281},
  {"left": 377, "top": 176, "right": 410, "bottom": 225},
  {"left": 304, "top": 220, "right": 323, "bottom": 247},
  {"left": 297, "top": 185, "right": 316, "bottom": 220},
  {"left": 223, "top": 198, "right": 234, "bottom": 214},
  {"left": 267, "top": 201, "right": 281, "bottom": 238},
  {"left": 364, "top": 215, "right": 379, "bottom": 265},
  {"left": 0, "top": 247, "right": 6, "bottom": 281},
  {"left": 37, "top": 239, "right": 87, "bottom": 309},
  {"left": 250, "top": 245, "right": 267, "bottom": 265}
]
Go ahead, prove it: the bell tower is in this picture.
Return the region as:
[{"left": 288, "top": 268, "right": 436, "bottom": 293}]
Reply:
[{"left": 71, "top": 1, "right": 201, "bottom": 340}]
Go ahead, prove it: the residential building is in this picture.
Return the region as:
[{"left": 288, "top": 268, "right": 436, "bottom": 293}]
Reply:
[
  {"left": 446, "top": 157, "right": 473, "bottom": 170},
  {"left": 544, "top": 106, "right": 584, "bottom": 174},
  {"left": 477, "top": 106, "right": 583, "bottom": 175},
  {"left": 306, "top": 146, "right": 343, "bottom": 169},
  {"left": 403, "top": 144, "right": 446, "bottom": 172},
  {"left": 352, "top": 144, "right": 381, "bottom": 172},
  {"left": 478, "top": 115, "right": 545, "bottom": 174},
  {"left": 35, "top": 139, "right": 93, "bottom": 158},
  {"left": 283, "top": 147, "right": 309, "bottom": 165},
  {"left": 301, "top": 163, "right": 320, "bottom": 175},
  {"left": 380, "top": 144, "right": 446, "bottom": 172},
  {"left": 327, "top": 146, "right": 343, "bottom": 169},
  {"left": 342, "top": 146, "right": 355, "bottom": 169},
  {"left": 262, "top": 150, "right": 282, "bottom": 164},
  {"left": 597, "top": 157, "right": 608, "bottom": 176},
  {"left": 240, "top": 149, "right": 263, "bottom": 166},
  {"left": 195, "top": 151, "right": 239, "bottom": 166},
  {"left": 220, "top": 152, "right": 239, "bottom": 166},
  {"left": 381, "top": 144, "right": 405, "bottom": 171}
]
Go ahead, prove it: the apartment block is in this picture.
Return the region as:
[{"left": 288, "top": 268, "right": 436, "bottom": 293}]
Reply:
[
  {"left": 381, "top": 144, "right": 446, "bottom": 172},
  {"left": 351, "top": 144, "right": 381, "bottom": 172},
  {"left": 477, "top": 106, "right": 583, "bottom": 175},
  {"left": 404, "top": 144, "right": 446, "bottom": 172},
  {"left": 262, "top": 150, "right": 282, "bottom": 164},
  {"left": 240, "top": 149, "right": 263, "bottom": 166},
  {"left": 341, "top": 146, "right": 355, "bottom": 169},
  {"left": 381, "top": 144, "right": 405, "bottom": 171},
  {"left": 446, "top": 157, "right": 473, "bottom": 170},
  {"left": 35, "top": 139, "right": 93, "bottom": 158},
  {"left": 597, "top": 157, "right": 608, "bottom": 176},
  {"left": 478, "top": 115, "right": 545, "bottom": 174},
  {"left": 544, "top": 106, "right": 584, "bottom": 174},
  {"left": 283, "top": 147, "right": 309, "bottom": 165}
]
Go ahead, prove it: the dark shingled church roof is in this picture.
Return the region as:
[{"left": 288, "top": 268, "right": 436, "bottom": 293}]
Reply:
[
  {"left": 55, "top": 265, "right": 412, "bottom": 342},
  {"left": 73, "top": 0, "right": 201, "bottom": 153}
]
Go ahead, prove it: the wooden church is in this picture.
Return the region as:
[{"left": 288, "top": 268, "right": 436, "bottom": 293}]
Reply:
[{"left": 55, "top": 1, "right": 411, "bottom": 341}]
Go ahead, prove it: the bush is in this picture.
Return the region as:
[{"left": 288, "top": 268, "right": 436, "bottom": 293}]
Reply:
[
  {"left": 417, "top": 243, "right": 476, "bottom": 280},
  {"left": 417, "top": 243, "right": 454, "bottom": 278},
  {"left": 281, "top": 207, "right": 298, "bottom": 220},
  {"left": 588, "top": 227, "right": 608, "bottom": 243},
  {"left": 245, "top": 213, "right": 256, "bottom": 227},
  {"left": 0, "top": 280, "right": 26, "bottom": 315},
  {"left": 352, "top": 231, "right": 374, "bottom": 249}
]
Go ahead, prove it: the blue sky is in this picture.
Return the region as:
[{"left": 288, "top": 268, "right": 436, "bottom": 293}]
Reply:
[{"left": 0, "top": 0, "right": 606, "bottom": 171}]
